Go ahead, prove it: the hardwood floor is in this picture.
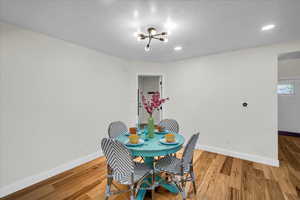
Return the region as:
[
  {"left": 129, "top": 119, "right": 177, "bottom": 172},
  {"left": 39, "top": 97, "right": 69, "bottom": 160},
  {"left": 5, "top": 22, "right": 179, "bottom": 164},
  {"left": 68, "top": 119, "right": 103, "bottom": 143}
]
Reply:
[{"left": 2, "top": 135, "right": 300, "bottom": 200}]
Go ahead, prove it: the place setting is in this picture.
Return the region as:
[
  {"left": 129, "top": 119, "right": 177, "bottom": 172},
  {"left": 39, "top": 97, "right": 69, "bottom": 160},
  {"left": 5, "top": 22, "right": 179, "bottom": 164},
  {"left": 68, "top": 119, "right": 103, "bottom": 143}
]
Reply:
[
  {"left": 154, "top": 125, "right": 170, "bottom": 135},
  {"left": 125, "top": 127, "right": 145, "bottom": 147},
  {"left": 124, "top": 127, "right": 143, "bottom": 136},
  {"left": 159, "top": 133, "right": 179, "bottom": 145}
]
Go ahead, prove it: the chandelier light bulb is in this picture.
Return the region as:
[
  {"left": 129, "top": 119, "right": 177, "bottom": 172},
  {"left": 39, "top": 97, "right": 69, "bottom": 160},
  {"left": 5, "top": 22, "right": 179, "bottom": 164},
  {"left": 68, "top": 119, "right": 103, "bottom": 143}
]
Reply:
[
  {"left": 148, "top": 27, "right": 157, "bottom": 35},
  {"left": 145, "top": 45, "right": 151, "bottom": 52},
  {"left": 150, "top": 29, "right": 157, "bottom": 35},
  {"left": 164, "top": 38, "right": 168, "bottom": 43}
]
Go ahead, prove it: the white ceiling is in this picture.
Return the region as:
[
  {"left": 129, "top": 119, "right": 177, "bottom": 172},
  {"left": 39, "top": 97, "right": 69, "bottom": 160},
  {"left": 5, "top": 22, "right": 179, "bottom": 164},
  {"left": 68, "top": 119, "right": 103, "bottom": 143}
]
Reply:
[{"left": 1, "top": 0, "right": 300, "bottom": 62}]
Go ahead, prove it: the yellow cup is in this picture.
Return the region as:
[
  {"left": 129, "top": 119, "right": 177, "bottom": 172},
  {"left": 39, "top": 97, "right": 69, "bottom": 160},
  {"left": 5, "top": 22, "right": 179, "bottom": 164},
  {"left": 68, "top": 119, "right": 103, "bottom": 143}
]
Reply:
[
  {"left": 158, "top": 126, "right": 165, "bottom": 132},
  {"left": 129, "top": 127, "right": 137, "bottom": 135},
  {"left": 165, "top": 133, "right": 175, "bottom": 143},
  {"left": 129, "top": 134, "right": 139, "bottom": 144}
]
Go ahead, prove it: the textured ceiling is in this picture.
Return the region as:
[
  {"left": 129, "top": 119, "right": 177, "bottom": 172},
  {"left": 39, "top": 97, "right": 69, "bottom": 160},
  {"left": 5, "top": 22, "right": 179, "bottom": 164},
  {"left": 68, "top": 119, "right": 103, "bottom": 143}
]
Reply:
[{"left": 1, "top": 0, "right": 300, "bottom": 62}]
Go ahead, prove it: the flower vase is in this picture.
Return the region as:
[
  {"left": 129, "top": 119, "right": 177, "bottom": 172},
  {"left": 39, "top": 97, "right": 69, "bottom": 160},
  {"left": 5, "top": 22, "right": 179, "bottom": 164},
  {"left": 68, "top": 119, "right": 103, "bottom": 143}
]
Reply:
[{"left": 147, "top": 116, "right": 155, "bottom": 139}]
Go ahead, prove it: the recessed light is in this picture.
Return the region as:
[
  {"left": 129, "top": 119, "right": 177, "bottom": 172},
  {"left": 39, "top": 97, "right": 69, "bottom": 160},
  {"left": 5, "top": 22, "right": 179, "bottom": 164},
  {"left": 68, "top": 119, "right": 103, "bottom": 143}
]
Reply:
[
  {"left": 174, "top": 46, "right": 182, "bottom": 51},
  {"left": 261, "top": 24, "right": 275, "bottom": 31}
]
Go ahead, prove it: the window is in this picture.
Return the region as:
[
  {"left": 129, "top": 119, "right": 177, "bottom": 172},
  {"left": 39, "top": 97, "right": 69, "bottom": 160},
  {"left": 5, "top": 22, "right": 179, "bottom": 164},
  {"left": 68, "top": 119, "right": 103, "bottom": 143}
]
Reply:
[{"left": 277, "top": 83, "right": 294, "bottom": 95}]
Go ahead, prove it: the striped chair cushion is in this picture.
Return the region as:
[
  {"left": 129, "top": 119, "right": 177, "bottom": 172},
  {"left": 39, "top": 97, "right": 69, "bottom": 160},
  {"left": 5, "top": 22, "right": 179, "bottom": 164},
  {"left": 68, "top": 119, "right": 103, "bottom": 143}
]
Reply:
[
  {"left": 155, "top": 155, "right": 190, "bottom": 174},
  {"left": 115, "top": 162, "right": 152, "bottom": 185},
  {"left": 155, "top": 133, "right": 200, "bottom": 175}
]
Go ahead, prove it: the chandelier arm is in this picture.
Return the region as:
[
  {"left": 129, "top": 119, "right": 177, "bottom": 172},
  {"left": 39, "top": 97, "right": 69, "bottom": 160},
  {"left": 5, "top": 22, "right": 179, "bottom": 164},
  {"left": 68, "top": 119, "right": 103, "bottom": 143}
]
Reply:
[
  {"left": 152, "top": 36, "right": 163, "bottom": 40},
  {"left": 147, "top": 36, "right": 152, "bottom": 46},
  {"left": 152, "top": 33, "right": 164, "bottom": 37},
  {"left": 138, "top": 33, "right": 149, "bottom": 40}
]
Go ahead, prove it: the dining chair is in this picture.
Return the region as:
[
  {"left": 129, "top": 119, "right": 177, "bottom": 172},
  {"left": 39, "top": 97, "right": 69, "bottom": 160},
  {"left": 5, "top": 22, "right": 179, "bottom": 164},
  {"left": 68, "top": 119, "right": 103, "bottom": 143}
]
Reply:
[
  {"left": 158, "top": 119, "right": 179, "bottom": 133},
  {"left": 108, "top": 121, "right": 144, "bottom": 162},
  {"left": 108, "top": 121, "right": 128, "bottom": 138},
  {"left": 155, "top": 133, "right": 200, "bottom": 200},
  {"left": 101, "top": 138, "right": 155, "bottom": 200},
  {"left": 158, "top": 119, "right": 180, "bottom": 158}
]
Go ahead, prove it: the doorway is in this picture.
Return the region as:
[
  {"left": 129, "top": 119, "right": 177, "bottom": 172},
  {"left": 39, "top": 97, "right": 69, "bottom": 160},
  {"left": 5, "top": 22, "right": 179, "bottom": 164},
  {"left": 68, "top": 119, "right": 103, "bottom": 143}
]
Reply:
[
  {"left": 137, "top": 75, "right": 163, "bottom": 126},
  {"left": 277, "top": 51, "right": 300, "bottom": 168},
  {"left": 278, "top": 51, "right": 300, "bottom": 137}
]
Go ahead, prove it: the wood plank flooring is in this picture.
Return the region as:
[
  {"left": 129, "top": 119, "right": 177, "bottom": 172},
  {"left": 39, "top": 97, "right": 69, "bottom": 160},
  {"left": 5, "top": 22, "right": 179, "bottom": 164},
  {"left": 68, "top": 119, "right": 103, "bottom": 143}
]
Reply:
[{"left": 2, "top": 135, "right": 300, "bottom": 200}]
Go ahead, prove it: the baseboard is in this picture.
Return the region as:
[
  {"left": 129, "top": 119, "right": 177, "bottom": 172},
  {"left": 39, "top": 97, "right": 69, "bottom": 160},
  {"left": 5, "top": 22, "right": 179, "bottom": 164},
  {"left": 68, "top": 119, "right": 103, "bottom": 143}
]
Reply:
[
  {"left": 278, "top": 130, "right": 300, "bottom": 138},
  {"left": 197, "top": 144, "right": 279, "bottom": 167},
  {"left": 0, "top": 151, "right": 102, "bottom": 198}
]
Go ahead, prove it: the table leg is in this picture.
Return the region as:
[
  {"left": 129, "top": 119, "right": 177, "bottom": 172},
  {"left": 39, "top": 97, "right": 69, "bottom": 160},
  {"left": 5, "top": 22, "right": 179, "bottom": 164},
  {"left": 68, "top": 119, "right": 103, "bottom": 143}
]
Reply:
[
  {"left": 135, "top": 184, "right": 147, "bottom": 200},
  {"left": 136, "top": 157, "right": 179, "bottom": 200},
  {"left": 136, "top": 157, "right": 153, "bottom": 200},
  {"left": 156, "top": 176, "right": 179, "bottom": 194},
  {"left": 144, "top": 157, "right": 154, "bottom": 166}
]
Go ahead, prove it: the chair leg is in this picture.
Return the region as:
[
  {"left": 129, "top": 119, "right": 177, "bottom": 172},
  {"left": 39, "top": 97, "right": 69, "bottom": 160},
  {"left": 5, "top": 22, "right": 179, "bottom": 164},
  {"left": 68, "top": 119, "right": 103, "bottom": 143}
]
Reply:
[
  {"left": 181, "top": 182, "right": 186, "bottom": 200},
  {"left": 190, "top": 167, "right": 197, "bottom": 194},
  {"left": 104, "top": 176, "right": 112, "bottom": 200},
  {"left": 192, "top": 179, "right": 197, "bottom": 195},
  {"left": 179, "top": 166, "right": 187, "bottom": 200},
  {"left": 130, "top": 184, "right": 135, "bottom": 200},
  {"left": 151, "top": 172, "right": 155, "bottom": 200},
  {"left": 174, "top": 180, "right": 186, "bottom": 200}
]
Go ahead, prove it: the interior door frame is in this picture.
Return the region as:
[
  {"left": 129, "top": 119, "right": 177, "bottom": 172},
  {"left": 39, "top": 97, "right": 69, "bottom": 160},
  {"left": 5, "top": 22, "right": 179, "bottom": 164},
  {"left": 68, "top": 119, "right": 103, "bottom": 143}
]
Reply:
[{"left": 136, "top": 73, "right": 165, "bottom": 125}]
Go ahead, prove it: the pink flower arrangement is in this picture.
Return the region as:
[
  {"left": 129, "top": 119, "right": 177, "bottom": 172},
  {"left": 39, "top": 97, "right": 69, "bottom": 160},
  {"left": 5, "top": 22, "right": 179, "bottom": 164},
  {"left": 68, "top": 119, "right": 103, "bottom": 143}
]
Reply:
[{"left": 141, "top": 91, "right": 169, "bottom": 117}]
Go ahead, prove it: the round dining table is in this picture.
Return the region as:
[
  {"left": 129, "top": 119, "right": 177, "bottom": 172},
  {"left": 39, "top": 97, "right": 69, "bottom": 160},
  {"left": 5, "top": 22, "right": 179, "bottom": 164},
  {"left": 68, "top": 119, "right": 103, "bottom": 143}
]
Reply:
[{"left": 116, "top": 131, "right": 185, "bottom": 200}]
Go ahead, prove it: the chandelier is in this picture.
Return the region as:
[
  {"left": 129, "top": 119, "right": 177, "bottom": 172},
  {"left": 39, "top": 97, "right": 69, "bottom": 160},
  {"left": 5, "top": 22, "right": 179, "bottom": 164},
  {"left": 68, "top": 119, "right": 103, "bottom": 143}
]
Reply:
[{"left": 136, "top": 27, "right": 168, "bottom": 52}]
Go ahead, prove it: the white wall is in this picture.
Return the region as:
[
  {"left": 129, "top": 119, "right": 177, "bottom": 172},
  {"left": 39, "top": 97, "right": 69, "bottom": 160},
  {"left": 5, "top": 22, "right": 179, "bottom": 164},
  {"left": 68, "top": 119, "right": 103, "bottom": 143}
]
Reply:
[
  {"left": 278, "top": 58, "right": 300, "bottom": 78},
  {"left": 161, "top": 49, "right": 278, "bottom": 164},
  {"left": 278, "top": 59, "right": 300, "bottom": 133},
  {"left": 0, "top": 23, "right": 132, "bottom": 190},
  {"left": 161, "top": 42, "right": 300, "bottom": 166}
]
